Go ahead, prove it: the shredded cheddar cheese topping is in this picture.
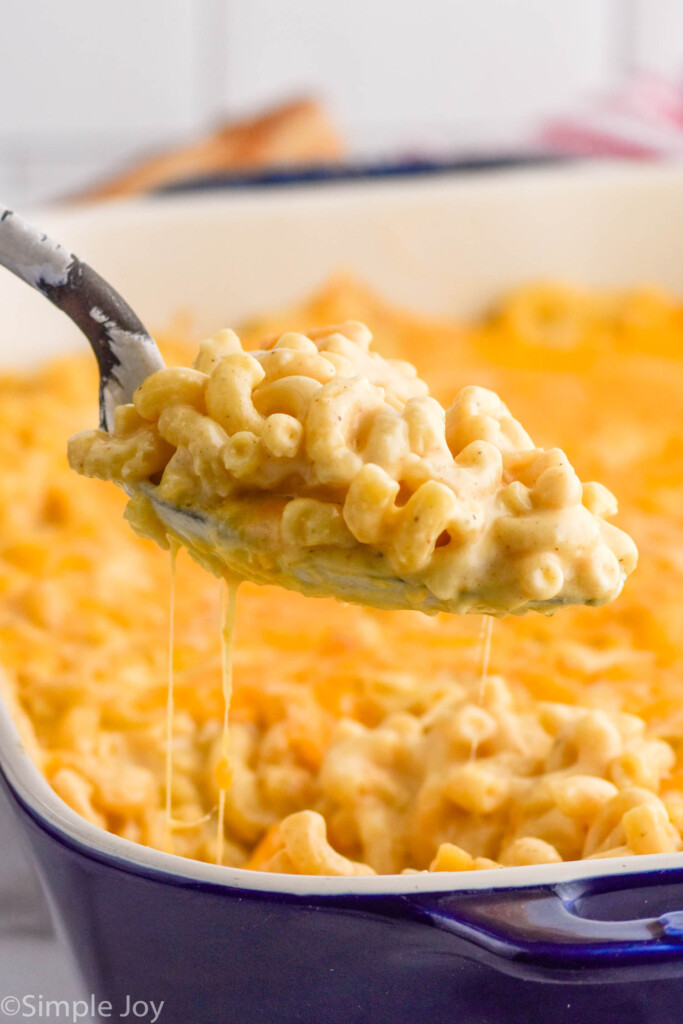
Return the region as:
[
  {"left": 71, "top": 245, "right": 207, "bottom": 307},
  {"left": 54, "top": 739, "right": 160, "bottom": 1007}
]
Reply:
[{"left": 2, "top": 278, "right": 683, "bottom": 874}]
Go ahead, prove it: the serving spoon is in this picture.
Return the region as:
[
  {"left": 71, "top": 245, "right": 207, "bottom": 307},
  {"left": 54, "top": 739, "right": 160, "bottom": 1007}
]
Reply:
[
  {"left": 0, "top": 205, "right": 164, "bottom": 430},
  {"left": 0, "top": 205, "right": 622, "bottom": 616},
  {"left": 0, "top": 205, "right": 462, "bottom": 612}
]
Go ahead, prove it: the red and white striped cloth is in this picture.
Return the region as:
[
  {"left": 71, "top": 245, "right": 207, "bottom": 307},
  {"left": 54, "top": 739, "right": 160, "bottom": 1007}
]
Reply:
[{"left": 539, "top": 73, "right": 683, "bottom": 158}]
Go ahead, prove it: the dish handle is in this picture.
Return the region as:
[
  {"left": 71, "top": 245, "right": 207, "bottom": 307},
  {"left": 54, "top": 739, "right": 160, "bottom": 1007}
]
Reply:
[{"left": 407, "top": 882, "right": 683, "bottom": 973}]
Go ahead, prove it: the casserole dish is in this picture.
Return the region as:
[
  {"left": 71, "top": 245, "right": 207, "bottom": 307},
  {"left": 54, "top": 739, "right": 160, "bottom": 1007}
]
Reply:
[{"left": 1, "top": 164, "right": 683, "bottom": 1023}]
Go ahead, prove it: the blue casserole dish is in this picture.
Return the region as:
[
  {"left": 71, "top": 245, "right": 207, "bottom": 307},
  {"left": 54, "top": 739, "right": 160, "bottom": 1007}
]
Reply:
[
  {"left": 4, "top": 711, "right": 683, "bottom": 1024},
  {"left": 1, "top": 167, "right": 683, "bottom": 1023}
]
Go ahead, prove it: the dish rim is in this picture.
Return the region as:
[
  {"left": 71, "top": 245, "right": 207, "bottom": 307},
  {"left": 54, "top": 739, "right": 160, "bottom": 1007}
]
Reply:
[{"left": 24, "top": 156, "right": 683, "bottom": 218}]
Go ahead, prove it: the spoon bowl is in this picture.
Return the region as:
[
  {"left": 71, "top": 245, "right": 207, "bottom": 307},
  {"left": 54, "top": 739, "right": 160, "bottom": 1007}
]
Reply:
[{"left": 133, "top": 483, "right": 579, "bottom": 616}]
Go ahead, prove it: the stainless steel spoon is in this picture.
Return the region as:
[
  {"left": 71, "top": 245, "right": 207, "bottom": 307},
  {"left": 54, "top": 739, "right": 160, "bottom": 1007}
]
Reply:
[
  {"left": 0, "top": 205, "right": 164, "bottom": 430},
  {"left": 0, "top": 206, "right": 459, "bottom": 612}
]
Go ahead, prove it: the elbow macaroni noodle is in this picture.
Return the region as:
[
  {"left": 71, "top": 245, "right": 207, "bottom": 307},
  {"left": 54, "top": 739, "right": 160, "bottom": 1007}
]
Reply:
[
  {"left": 2, "top": 277, "right": 683, "bottom": 876},
  {"left": 68, "top": 318, "right": 636, "bottom": 616},
  {"left": 245, "top": 675, "right": 682, "bottom": 874}
]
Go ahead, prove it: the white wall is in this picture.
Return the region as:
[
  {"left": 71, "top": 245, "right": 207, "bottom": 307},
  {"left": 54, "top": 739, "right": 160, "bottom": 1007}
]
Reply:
[
  {"left": 221, "top": 0, "right": 620, "bottom": 150},
  {"left": 0, "top": 0, "right": 681, "bottom": 206}
]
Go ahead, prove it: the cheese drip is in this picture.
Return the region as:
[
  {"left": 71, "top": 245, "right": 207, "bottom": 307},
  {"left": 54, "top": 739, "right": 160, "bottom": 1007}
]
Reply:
[
  {"left": 215, "top": 579, "right": 239, "bottom": 865},
  {"left": 163, "top": 539, "right": 179, "bottom": 852}
]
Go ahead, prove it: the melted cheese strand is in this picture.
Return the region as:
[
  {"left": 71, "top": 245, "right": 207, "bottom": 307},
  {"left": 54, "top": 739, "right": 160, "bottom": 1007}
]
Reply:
[
  {"left": 479, "top": 615, "right": 494, "bottom": 696},
  {"left": 470, "top": 614, "right": 495, "bottom": 761},
  {"left": 216, "top": 578, "right": 239, "bottom": 866},
  {"left": 163, "top": 539, "right": 180, "bottom": 853}
]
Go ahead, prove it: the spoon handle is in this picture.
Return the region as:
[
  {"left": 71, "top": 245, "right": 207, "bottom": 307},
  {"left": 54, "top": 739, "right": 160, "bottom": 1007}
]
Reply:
[{"left": 0, "top": 205, "right": 164, "bottom": 430}]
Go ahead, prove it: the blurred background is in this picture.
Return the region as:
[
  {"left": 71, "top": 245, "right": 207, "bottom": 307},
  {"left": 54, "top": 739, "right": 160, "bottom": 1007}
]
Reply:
[{"left": 2, "top": 0, "right": 683, "bottom": 207}]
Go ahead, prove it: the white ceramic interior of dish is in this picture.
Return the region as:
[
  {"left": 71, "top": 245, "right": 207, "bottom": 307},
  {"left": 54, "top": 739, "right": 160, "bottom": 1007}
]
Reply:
[{"left": 0, "top": 161, "right": 682, "bottom": 896}]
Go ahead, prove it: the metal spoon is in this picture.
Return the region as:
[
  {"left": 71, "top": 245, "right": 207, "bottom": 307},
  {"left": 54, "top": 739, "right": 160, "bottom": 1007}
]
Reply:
[
  {"left": 0, "top": 206, "right": 457, "bottom": 611},
  {"left": 0, "top": 205, "right": 622, "bottom": 617},
  {"left": 0, "top": 205, "right": 164, "bottom": 430}
]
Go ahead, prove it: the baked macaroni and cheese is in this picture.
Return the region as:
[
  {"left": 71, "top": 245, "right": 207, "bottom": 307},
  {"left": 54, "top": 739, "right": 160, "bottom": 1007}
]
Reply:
[
  {"left": 68, "top": 320, "right": 636, "bottom": 616},
  {"left": 2, "top": 278, "right": 682, "bottom": 875}
]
